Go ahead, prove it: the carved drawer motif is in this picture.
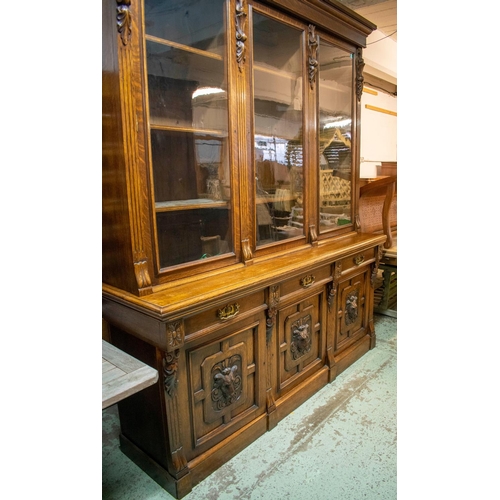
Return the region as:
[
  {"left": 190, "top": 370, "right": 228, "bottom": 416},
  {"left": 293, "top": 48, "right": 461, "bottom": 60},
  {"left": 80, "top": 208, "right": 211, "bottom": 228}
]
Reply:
[
  {"left": 201, "top": 344, "right": 247, "bottom": 423},
  {"left": 285, "top": 308, "right": 314, "bottom": 370}
]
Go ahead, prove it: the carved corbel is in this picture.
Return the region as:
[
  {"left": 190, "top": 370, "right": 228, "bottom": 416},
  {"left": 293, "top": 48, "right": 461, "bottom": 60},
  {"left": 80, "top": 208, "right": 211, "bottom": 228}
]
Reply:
[
  {"left": 309, "top": 224, "right": 318, "bottom": 245},
  {"left": 355, "top": 213, "right": 361, "bottom": 230},
  {"left": 242, "top": 238, "right": 253, "bottom": 263},
  {"left": 133, "top": 250, "right": 152, "bottom": 289},
  {"left": 116, "top": 0, "right": 132, "bottom": 45}
]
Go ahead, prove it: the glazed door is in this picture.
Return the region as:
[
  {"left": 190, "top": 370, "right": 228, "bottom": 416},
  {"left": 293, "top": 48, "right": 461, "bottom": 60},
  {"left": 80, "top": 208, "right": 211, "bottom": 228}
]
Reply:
[{"left": 143, "top": 0, "right": 234, "bottom": 270}]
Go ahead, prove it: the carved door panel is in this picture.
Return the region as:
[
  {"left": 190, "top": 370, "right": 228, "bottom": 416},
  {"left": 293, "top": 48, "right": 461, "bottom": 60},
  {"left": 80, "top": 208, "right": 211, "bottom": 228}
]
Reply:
[
  {"left": 335, "top": 268, "right": 369, "bottom": 352},
  {"left": 185, "top": 315, "right": 266, "bottom": 460},
  {"left": 275, "top": 291, "right": 325, "bottom": 395}
]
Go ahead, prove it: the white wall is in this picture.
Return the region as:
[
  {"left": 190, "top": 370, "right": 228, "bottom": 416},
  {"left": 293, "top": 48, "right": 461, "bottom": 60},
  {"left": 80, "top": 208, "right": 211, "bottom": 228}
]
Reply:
[
  {"left": 359, "top": 30, "right": 397, "bottom": 165},
  {"left": 360, "top": 89, "right": 397, "bottom": 163},
  {"left": 364, "top": 30, "right": 397, "bottom": 84}
]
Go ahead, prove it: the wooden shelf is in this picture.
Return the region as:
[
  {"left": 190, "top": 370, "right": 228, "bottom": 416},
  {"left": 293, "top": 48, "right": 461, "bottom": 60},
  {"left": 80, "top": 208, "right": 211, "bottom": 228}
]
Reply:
[
  {"left": 149, "top": 121, "right": 227, "bottom": 137},
  {"left": 155, "top": 199, "right": 229, "bottom": 212},
  {"left": 146, "top": 34, "right": 224, "bottom": 61}
]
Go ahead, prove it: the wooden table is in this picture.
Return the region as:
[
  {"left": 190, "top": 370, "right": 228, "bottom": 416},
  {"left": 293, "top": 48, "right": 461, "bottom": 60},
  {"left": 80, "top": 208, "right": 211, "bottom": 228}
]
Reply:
[{"left": 102, "top": 340, "right": 159, "bottom": 409}]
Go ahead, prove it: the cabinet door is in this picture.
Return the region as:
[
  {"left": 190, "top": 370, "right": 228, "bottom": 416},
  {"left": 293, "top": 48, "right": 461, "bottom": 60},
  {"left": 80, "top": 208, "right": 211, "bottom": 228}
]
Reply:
[
  {"left": 334, "top": 266, "right": 371, "bottom": 354},
  {"left": 182, "top": 311, "right": 267, "bottom": 461},
  {"left": 274, "top": 289, "right": 326, "bottom": 396},
  {"left": 143, "top": 0, "right": 233, "bottom": 270}
]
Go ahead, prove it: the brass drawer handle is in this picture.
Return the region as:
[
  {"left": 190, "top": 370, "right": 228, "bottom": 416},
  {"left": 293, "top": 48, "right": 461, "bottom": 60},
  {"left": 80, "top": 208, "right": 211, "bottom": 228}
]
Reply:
[
  {"left": 217, "top": 303, "right": 240, "bottom": 321},
  {"left": 300, "top": 275, "right": 315, "bottom": 288},
  {"left": 354, "top": 255, "right": 365, "bottom": 266}
]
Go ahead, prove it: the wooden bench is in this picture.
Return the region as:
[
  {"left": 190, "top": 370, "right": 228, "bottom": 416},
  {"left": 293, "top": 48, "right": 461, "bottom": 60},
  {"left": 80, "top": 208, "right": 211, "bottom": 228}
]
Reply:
[{"left": 102, "top": 340, "right": 159, "bottom": 409}]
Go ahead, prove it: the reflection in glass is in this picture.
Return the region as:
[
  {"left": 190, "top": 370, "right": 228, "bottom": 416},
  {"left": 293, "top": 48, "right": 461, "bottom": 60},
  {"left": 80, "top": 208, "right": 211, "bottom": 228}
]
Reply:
[
  {"left": 318, "top": 40, "right": 353, "bottom": 232},
  {"left": 144, "top": 0, "right": 231, "bottom": 268},
  {"left": 252, "top": 12, "right": 304, "bottom": 246}
]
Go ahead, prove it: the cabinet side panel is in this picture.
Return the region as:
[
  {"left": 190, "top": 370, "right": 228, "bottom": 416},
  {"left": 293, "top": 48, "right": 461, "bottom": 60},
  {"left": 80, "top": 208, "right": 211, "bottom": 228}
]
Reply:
[
  {"left": 110, "top": 325, "right": 169, "bottom": 470},
  {"left": 102, "top": 0, "right": 137, "bottom": 292}
]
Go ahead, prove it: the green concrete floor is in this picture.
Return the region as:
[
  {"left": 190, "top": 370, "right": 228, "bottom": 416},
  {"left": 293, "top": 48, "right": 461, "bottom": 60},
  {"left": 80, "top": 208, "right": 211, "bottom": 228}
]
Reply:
[{"left": 103, "top": 314, "right": 396, "bottom": 499}]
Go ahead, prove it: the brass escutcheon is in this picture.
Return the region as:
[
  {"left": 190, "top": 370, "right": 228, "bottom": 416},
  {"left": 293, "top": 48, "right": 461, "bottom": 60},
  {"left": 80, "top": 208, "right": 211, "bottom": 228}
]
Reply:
[
  {"left": 354, "top": 255, "right": 365, "bottom": 265},
  {"left": 300, "top": 275, "right": 315, "bottom": 288},
  {"left": 217, "top": 303, "right": 240, "bottom": 321}
]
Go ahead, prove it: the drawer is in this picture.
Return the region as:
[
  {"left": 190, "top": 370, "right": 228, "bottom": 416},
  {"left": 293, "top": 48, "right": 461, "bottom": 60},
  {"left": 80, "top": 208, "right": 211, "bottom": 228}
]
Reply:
[
  {"left": 280, "top": 265, "right": 331, "bottom": 300},
  {"left": 338, "top": 248, "right": 375, "bottom": 276},
  {"left": 184, "top": 290, "right": 265, "bottom": 334}
]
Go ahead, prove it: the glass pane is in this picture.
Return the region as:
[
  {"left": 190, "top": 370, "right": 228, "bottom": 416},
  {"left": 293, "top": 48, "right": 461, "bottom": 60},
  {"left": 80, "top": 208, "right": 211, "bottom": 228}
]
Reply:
[
  {"left": 144, "top": 0, "right": 231, "bottom": 269},
  {"left": 147, "top": 40, "right": 228, "bottom": 130},
  {"left": 144, "top": 0, "right": 225, "bottom": 57},
  {"left": 252, "top": 12, "right": 304, "bottom": 246},
  {"left": 318, "top": 40, "right": 353, "bottom": 232}
]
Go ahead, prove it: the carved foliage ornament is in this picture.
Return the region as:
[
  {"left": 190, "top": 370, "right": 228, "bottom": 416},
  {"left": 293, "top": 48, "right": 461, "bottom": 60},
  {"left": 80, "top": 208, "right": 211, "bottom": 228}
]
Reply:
[
  {"left": 211, "top": 355, "right": 243, "bottom": 411},
  {"left": 116, "top": 0, "right": 132, "bottom": 46},
  {"left": 356, "top": 48, "right": 365, "bottom": 102},
  {"left": 290, "top": 315, "right": 312, "bottom": 360},
  {"left": 327, "top": 283, "right": 336, "bottom": 312},
  {"left": 236, "top": 0, "right": 247, "bottom": 71},
  {"left": 266, "top": 285, "right": 280, "bottom": 343},
  {"left": 163, "top": 350, "right": 180, "bottom": 397},
  {"left": 308, "top": 25, "right": 319, "bottom": 90}
]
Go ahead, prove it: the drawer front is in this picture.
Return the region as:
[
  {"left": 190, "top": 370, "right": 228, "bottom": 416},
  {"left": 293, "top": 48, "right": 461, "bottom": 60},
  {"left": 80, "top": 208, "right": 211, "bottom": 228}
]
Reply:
[
  {"left": 280, "top": 265, "right": 331, "bottom": 300},
  {"left": 184, "top": 290, "right": 265, "bottom": 336},
  {"left": 338, "top": 248, "right": 375, "bottom": 276}
]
